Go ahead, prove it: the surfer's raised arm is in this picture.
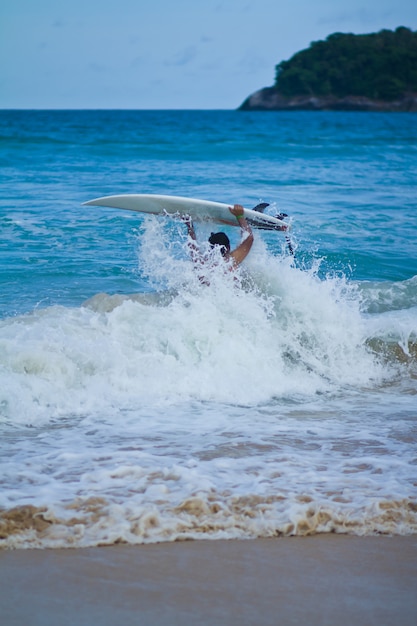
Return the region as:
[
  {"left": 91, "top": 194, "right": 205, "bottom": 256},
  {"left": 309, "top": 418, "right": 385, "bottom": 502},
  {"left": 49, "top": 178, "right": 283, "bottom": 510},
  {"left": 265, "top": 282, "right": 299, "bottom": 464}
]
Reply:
[
  {"left": 228, "top": 204, "right": 254, "bottom": 267},
  {"left": 182, "top": 215, "right": 201, "bottom": 263}
]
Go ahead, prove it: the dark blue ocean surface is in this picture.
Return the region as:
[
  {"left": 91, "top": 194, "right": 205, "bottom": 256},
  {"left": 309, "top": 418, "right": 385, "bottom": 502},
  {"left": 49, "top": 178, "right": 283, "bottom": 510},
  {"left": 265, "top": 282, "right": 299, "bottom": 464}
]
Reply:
[
  {"left": 1, "top": 110, "right": 416, "bottom": 317},
  {"left": 0, "top": 110, "right": 416, "bottom": 548}
]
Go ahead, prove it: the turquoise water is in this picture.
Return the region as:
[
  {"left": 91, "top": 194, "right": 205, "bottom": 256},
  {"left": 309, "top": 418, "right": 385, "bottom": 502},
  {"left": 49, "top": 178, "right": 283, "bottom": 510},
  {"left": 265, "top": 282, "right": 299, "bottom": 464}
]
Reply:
[{"left": 0, "top": 110, "right": 416, "bottom": 548}]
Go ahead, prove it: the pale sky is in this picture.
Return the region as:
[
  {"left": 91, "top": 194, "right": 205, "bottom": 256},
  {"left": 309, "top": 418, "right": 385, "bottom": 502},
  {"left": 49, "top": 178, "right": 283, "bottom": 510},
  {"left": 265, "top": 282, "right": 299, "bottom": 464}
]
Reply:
[{"left": 1, "top": 0, "right": 416, "bottom": 109}]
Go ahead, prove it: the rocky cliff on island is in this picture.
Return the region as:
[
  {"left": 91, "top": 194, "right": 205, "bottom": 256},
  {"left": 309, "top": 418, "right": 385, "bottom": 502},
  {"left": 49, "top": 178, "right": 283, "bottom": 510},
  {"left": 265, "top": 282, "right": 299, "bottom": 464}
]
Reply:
[{"left": 239, "top": 27, "right": 417, "bottom": 112}]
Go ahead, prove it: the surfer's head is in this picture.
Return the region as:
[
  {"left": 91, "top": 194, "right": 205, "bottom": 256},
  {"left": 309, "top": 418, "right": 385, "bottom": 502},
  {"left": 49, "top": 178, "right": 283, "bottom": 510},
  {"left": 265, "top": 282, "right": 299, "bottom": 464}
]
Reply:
[{"left": 209, "top": 232, "right": 230, "bottom": 256}]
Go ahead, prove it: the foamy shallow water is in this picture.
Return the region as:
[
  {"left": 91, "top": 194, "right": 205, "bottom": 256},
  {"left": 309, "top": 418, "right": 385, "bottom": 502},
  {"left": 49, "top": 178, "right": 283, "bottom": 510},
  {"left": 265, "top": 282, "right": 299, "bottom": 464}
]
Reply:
[
  {"left": 1, "top": 391, "right": 416, "bottom": 548},
  {"left": 1, "top": 238, "right": 416, "bottom": 548}
]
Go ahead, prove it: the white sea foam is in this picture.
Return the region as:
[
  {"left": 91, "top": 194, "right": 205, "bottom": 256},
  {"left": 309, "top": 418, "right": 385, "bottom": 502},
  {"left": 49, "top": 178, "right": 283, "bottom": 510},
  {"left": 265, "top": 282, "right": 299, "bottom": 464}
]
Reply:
[
  {"left": 1, "top": 394, "right": 416, "bottom": 549},
  {"left": 0, "top": 219, "right": 416, "bottom": 548},
  {"left": 0, "top": 219, "right": 389, "bottom": 424}
]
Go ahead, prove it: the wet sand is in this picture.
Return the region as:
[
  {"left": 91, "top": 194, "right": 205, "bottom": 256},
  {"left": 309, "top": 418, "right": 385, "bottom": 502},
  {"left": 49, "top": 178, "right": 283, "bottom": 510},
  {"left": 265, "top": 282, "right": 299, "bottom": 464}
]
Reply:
[{"left": 1, "top": 535, "right": 416, "bottom": 626}]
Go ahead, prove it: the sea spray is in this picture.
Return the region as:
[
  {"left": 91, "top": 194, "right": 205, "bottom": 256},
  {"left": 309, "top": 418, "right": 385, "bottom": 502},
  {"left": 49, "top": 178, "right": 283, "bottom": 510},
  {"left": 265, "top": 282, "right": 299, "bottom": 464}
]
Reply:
[{"left": 0, "top": 218, "right": 391, "bottom": 427}]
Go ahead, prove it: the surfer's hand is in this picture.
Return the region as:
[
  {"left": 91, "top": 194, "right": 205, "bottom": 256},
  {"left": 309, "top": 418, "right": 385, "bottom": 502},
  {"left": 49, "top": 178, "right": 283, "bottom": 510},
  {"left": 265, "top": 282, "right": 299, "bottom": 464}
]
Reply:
[
  {"left": 181, "top": 214, "right": 192, "bottom": 225},
  {"left": 181, "top": 214, "right": 197, "bottom": 240},
  {"left": 182, "top": 214, "right": 194, "bottom": 232},
  {"left": 229, "top": 204, "right": 244, "bottom": 217}
]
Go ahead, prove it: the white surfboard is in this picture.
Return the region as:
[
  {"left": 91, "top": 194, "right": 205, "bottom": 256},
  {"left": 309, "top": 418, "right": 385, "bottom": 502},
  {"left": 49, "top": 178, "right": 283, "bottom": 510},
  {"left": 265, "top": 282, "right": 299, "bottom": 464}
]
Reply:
[{"left": 82, "top": 194, "right": 289, "bottom": 232}]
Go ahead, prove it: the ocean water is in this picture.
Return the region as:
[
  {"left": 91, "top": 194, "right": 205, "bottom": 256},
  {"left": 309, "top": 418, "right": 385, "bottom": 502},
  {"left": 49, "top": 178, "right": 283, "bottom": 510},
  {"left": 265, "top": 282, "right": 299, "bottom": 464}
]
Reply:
[{"left": 0, "top": 110, "right": 416, "bottom": 549}]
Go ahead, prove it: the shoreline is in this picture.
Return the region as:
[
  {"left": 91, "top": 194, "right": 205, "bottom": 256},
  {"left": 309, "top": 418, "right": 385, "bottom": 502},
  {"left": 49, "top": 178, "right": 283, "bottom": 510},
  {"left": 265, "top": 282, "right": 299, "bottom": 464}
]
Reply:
[
  {"left": 239, "top": 87, "right": 417, "bottom": 112},
  {"left": 1, "top": 535, "right": 417, "bottom": 625}
]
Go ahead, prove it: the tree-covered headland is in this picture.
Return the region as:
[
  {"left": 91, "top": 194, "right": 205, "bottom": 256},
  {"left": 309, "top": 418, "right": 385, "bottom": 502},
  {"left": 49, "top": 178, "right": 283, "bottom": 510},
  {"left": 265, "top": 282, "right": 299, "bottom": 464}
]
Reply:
[{"left": 240, "top": 27, "right": 417, "bottom": 111}]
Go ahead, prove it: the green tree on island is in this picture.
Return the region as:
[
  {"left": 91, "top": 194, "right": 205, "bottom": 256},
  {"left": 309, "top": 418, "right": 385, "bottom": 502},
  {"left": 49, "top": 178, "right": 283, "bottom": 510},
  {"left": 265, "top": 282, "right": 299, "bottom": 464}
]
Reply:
[{"left": 274, "top": 27, "right": 417, "bottom": 100}]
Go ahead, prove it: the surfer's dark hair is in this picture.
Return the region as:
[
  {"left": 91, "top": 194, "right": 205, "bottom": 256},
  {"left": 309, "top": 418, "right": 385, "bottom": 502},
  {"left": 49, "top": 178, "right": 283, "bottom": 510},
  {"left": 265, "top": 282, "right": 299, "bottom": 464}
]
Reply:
[{"left": 209, "top": 232, "right": 230, "bottom": 256}]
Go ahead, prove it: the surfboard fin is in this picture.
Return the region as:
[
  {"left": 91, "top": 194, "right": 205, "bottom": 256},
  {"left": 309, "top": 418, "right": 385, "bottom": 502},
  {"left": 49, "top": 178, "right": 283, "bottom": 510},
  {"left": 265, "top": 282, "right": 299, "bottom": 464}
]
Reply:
[{"left": 252, "top": 202, "right": 269, "bottom": 213}]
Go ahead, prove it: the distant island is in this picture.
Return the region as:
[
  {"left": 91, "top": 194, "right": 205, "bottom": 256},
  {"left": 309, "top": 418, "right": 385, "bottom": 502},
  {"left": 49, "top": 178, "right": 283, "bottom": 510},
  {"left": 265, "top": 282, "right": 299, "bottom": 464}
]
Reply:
[{"left": 239, "top": 27, "right": 417, "bottom": 112}]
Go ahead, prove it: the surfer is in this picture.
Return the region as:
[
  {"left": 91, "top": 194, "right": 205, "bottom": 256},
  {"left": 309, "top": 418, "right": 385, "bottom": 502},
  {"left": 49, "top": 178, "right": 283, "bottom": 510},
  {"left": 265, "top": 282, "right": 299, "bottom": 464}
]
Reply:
[{"left": 183, "top": 204, "right": 254, "bottom": 279}]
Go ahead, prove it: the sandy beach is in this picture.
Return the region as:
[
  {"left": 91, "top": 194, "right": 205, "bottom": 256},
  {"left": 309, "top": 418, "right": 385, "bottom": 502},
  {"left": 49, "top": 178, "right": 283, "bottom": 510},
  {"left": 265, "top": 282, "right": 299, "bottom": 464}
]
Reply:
[{"left": 1, "top": 535, "right": 416, "bottom": 626}]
